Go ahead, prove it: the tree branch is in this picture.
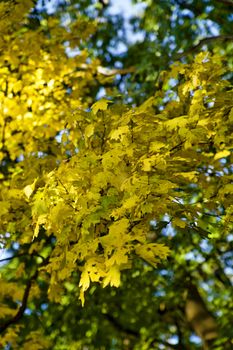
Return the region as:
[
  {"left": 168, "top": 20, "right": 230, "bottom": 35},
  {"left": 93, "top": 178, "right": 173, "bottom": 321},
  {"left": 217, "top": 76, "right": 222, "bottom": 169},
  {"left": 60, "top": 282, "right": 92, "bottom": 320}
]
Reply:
[
  {"left": 105, "top": 313, "right": 181, "bottom": 350},
  {"left": 175, "top": 319, "right": 185, "bottom": 350},
  {"left": 215, "top": 0, "right": 233, "bottom": 6},
  {"left": 104, "top": 313, "right": 139, "bottom": 337},
  {"left": 0, "top": 271, "right": 38, "bottom": 334},
  {"left": 175, "top": 35, "right": 233, "bottom": 58},
  {"left": 0, "top": 252, "right": 45, "bottom": 264},
  {"left": 0, "top": 254, "right": 49, "bottom": 334},
  {"left": 150, "top": 337, "right": 180, "bottom": 349},
  {"left": 0, "top": 253, "right": 26, "bottom": 263}
]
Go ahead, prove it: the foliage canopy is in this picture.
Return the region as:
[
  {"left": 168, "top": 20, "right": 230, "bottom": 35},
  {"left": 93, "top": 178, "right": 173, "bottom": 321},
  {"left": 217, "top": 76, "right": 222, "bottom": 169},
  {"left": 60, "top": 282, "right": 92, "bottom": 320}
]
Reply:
[{"left": 0, "top": 1, "right": 232, "bottom": 349}]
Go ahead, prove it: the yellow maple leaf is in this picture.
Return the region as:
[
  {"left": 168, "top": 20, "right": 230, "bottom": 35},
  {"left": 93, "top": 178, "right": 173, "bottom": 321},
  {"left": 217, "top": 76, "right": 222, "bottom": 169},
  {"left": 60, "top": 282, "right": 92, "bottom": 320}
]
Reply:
[
  {"left": 33, "top": 214, "right": 47, "bottom": 239},
  {"left": 23, "top": 178, "right": 38, "bottom": 199},
  {"left": 135, "top": 243, "right": 170, "bottom": 267},
  {"left": 79, "top": 289, "right": 85, "bottom": 307},
  {"left": 91, "top": 99, "right": 112, "bottom": 114},
  {"left": 149, "top": 141, "right": 166, "bottom": 152},
  {"left": 105, "top": 249, "right": 129, "bottom": 267},
  {"left": 142, "top": 158, "right": 152, "bottom": 171},
  {"left": 108, "top": 218, "right": 129, "bottom": 237},
  {"left": 0, "top": 201, "right": 10, "bottom": 216},
  {"left": 103, "top": 265, "right": 121, "bottom": 288},
  {"left": 110, "top": 125, "right": 129, "bottom": 140},
  {"left": 84, "top": 124, "right": 95, "bottom": 138},
  {"left": 173, "top": 217, "right": 186, "bottom": 228},
  {"left": 214, "top": 150, "right": 230, "bottom": 160},
  {"left": 123, "top": 195, "right": 140, "bottom": 209},
  {"left": 79, "top": 269, "right": 90, "bottom": 292}
]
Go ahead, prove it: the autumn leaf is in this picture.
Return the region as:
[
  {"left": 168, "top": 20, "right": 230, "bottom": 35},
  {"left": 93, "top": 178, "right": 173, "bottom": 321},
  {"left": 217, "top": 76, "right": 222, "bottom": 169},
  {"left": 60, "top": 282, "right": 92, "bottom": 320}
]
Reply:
[
  {"left": 91, "top": 99, "right": 112, "bottom": 114},
  {"left": 23, "top": 178, "right": 38, "bottom": 199},
  {"left": 103, "top": 265, "right": 121, "bottom": 288}
]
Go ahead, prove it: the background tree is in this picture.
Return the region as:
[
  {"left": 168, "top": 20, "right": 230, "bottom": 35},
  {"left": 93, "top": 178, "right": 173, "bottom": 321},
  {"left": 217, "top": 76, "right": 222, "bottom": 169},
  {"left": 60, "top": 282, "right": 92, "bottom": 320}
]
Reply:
[{"left": 0, "top": 1, "right": 232, "bottom": 350}]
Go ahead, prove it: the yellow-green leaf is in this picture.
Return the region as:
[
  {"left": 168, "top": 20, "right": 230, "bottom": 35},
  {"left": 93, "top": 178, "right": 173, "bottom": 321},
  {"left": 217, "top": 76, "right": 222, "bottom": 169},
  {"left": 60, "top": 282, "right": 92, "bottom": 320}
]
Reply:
[
  {"left": 91, "top": 99, "right": 112, "bottom": 114},
  {"left": 214, "top": 150, "right": 230, "bottom": 160},
  {"left": 103, "top": 265, "right": 121, "bottom": 288}
]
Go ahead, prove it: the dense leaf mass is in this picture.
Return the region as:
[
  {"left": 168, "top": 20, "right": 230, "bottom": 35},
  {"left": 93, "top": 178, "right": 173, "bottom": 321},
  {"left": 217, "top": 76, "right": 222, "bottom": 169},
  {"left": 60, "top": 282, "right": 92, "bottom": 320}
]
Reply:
[{"left": 0, "top": 1, "right": 232, "bottom": 349}]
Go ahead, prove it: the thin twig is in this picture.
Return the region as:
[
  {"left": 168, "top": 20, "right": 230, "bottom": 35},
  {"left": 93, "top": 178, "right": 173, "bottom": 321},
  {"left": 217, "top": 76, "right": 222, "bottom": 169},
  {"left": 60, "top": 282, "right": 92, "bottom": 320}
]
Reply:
[{"left": 175, "top": 35, "right": 233, "bottom": 59}]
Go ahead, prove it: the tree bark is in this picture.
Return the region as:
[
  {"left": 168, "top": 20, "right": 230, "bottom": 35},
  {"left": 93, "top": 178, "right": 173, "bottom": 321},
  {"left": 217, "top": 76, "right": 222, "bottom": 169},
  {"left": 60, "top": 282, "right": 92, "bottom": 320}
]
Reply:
[{"left": 185, "top": 283, "right": 218, "bottom": 349}]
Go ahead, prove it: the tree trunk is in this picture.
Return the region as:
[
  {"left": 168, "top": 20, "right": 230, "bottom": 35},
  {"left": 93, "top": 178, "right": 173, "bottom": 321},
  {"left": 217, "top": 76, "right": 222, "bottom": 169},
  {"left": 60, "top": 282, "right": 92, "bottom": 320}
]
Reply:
[{"left": 185, "top": 283, "right": 218, "bottom": 349}]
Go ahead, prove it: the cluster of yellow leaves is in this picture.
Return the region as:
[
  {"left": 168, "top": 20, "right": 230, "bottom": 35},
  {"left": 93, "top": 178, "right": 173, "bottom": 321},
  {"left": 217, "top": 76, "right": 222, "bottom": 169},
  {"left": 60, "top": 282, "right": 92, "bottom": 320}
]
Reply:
[
  {"left": 0, "top": 327, "right": 51, "bottom": 350},
  {"left": 17, "top": 57, "right": 233, "bottom": 303},
  {"left": 0, "top": 1, "right": 34, "bottom": 42},
  {"left": 0, "top": 9, "right": 232, "bottom": 307},
  {"left": 0, "top": 324, "right": 22, "bottom": 349}
]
